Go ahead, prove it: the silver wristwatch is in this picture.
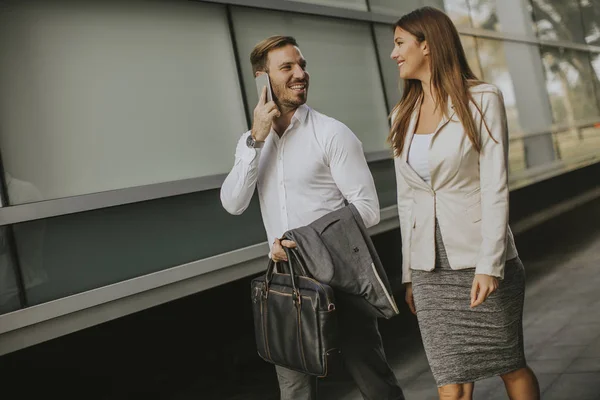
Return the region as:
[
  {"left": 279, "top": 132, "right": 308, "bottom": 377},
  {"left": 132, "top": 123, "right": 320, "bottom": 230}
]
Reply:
[{"left": 246, "top": 133, "right": 264, "bottom": 149}]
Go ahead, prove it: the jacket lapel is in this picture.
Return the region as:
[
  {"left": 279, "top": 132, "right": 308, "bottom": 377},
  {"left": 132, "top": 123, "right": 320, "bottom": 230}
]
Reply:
[
  {"left": 431, "top": 96, "right": 456, "bottom": 141},
  {"left": 402, "top": 99, "right": 421, "bottom": 163},
  {"left": 399, "top": 95, "right": 457, "bottom": 191}
]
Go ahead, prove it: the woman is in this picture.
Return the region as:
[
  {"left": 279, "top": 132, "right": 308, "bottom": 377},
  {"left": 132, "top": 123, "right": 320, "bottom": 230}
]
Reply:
[{"left": 389, "top": 7, "right": 540, "bottom": 400}]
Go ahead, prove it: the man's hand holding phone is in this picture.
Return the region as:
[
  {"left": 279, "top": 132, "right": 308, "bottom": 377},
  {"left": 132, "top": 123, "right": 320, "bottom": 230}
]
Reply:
[{"left": 252, "top": 86, "right": 280, "bottom": 142}]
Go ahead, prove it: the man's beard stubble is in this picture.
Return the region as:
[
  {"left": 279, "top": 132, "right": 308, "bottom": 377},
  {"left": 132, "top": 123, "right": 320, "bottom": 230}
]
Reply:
[{"left": 271, "top": 81, "right": 307, "bottom": 113}]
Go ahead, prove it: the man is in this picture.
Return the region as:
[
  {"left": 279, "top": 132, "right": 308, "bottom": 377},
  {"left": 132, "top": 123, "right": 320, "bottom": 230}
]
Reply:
[{"left": 220, "top": 35, "right": 404, "bottom": 400}]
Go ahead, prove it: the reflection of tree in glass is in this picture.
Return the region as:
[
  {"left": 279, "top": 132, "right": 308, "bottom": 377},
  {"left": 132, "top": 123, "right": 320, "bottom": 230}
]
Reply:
[
  {"left": 460, "top": 35, "right": 484, "bottom": 78},
  {"left": 475, "top": 39, "right": 522, "bottom": 134},
  {"left": 467, "top": 0, "right": 499, "bottom": 31},
  {"left": 440, "top": 0, "right": 473, "bottom": 28},
  {"left": 541, "top": 48, "right": 600, "bottom": 125},
  {"left": 529, "top": 0, "right": 585, "bottom": 42}
]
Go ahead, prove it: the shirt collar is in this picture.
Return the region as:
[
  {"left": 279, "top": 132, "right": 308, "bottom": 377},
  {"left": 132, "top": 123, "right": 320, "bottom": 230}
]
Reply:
[{"left": 292, "top": 104, "right": 310, "bottom": 125}]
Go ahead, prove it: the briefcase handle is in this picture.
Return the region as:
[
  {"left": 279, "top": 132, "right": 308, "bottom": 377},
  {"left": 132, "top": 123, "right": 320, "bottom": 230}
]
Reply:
[{"left": 265, "top": 247, "right": 305, "bottom": 304}]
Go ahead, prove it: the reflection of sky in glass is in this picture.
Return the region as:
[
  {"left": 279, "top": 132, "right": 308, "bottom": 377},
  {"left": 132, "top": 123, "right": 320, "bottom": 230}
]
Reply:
[
  {"left": 443, "top": 0, "right": 472, "bottom": 28},
  {"left": 541, "top": 51, "right": 566, "bottom": 96},
  {"left": 475, "top": 38, "right": 521, "bottom": 133},
  {"left": 561, "top": 61, "right": 581, "bottom": 87},
  {"left": 536, "top": 21, "right": 558, "bottom": 40},
  {"left": 580, "top": 0, "right": 600, "bottom": 44},
  {"left": 489, "top": 71, "right": 516, "bottom": 106},
  {"left": 468, "top": 0, "right": 499, "bottom": 30},
  {"left": 586, "top": 29, "right": 600, "bottom": 44},
  {"left": 532, "top": 0, "right": 562, "bottom": 23},
  {"left": 460, "top": 35, "right": 483, "bottom": 78}
]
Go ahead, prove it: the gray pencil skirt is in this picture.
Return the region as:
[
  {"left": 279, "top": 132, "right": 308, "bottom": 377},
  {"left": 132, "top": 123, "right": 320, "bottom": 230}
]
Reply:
[{"left": 411, "top": 222, "right": 527, "bottom": 387}]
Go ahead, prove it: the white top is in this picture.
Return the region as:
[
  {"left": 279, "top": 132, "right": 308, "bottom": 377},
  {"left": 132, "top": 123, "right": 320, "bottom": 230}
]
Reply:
[
  {"left": 220, "top": 104, "right": 380, "bottom": 251},
  {"left": 408, "top": 133, "right": 434, "bottom": 184}
]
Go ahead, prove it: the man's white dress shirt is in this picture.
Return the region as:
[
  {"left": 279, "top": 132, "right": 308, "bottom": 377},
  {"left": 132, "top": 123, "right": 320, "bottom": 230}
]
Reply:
[{"left": 221, "top": 104, "right": 380, "bottom": 251}]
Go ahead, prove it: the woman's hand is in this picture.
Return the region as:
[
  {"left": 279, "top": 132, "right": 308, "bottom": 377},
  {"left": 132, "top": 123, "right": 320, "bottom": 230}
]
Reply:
[
  {"left": 405, "top": 283, "right": 416, "bottom": 315},
  {"left": 470, "top": 274, "right": 499, "bottom": 308}
]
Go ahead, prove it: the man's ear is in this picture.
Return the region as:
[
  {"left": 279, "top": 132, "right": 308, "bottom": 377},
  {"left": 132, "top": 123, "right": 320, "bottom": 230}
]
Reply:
[{"left": 255, "top": 70, "right": 266, "bottom": 78}]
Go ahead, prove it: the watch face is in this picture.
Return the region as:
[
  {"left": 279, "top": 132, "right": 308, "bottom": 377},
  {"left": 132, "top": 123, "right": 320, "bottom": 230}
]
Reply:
[{"left": 246, "top": 134, "right": 255, "bottom": 148}]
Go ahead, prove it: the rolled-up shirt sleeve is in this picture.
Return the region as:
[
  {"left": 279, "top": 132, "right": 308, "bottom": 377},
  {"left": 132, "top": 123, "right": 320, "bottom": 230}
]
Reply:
[{"left": 220, "top": 131, "right": 261, "bottom": 215}]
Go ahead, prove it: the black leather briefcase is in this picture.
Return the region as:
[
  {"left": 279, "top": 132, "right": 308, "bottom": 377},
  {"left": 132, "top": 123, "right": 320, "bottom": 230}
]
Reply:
[{"left": 251, "top": 247, "right": 339, "bottom": 377}]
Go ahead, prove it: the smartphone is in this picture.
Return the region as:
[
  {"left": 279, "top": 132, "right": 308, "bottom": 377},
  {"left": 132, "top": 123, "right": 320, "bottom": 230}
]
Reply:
[{"left": 255, "top": 73, "right": 273, "bottom": 103}]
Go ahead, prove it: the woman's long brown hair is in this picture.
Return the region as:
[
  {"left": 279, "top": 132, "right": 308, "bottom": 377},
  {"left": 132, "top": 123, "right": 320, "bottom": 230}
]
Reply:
[{"left": 388, "top": 7, "right": 487, "bottom": 157}]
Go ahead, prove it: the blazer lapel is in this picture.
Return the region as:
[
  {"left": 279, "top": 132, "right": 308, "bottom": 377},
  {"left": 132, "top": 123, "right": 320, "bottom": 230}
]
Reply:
[
  {"left": 432, "top": 96, "right": 456, "bottom": 140},
  {"left": 400, "top": 95, "right": 456, "bottom": 192},
  {"left": 398, "top": 100, "right": 434, "bottom": 192},
  {"left": 428, "top": 96, "right": 457, "bottom": 188},
  {"left": 402, "top": 100, "right": 421, "bottom": 163}
]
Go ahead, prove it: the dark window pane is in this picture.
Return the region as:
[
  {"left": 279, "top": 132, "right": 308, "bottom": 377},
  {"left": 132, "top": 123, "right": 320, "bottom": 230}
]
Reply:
[
  {"left": 0, "top": 226, "right": 23, "bottom": 314},
  {"left": 14, "top": 189, "right": 266, "bottom": 305},
  {"left": 370, "top": 159, "right": 396, "bottom": 209}
]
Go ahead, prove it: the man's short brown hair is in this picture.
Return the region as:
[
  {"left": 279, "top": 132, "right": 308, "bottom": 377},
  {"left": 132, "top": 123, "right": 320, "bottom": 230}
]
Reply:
[{"left": 250, "top": 35, "right": 298, "bottom": 75}]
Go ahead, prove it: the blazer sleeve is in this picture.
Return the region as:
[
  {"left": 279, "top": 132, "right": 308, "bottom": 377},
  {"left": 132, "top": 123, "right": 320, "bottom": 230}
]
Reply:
[
  {"left": 394, "top": 156, "right": 414, "bottom": 284},
  {"left": 475, "top": 87, "right": 510, "bottom": 279}
]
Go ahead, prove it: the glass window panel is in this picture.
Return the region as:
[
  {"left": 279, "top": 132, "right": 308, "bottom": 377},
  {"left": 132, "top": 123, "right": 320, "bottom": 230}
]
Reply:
[
  {"left": 14, "top": 158, "right": 395, "bottom": 305},
  {"left": 475, "top": 39, "right": 523, "bottom": 135},
  {"left": 0, "top": 226, "right": 22, "bottom": 314},
  {"left": 460, "top": 35, "right": 484, "bottom": 79},
  {"left": 368, "top": 0, "right": 422, "bottom": 16},
  {"left": 553, "top": 126, "right": 600, "bottom": 161},
  {"left": 231, "top": 7, "right": 389, "bottom": 153},
  {"left": 468, "top": 0, "right": 500, "bottom": 31},
  {"left": 370, "top": 159, "right": 396, "bottom": 208},
  {"left": 580, "top": 0, "right": 600, "bottom": 45},
  {"left": 580, "top": 125, "right": 600, "bottom": 155},
  {"left": 289, "top": 0, "right": 367, "bottom": 11},
  {"left": 374, "top": 23, "right": 402, "bottom": 112},
  {"left": 423, "top": 0, "right": 473, "bottom": 29},
  {"left": 508, "top": 138, "right": 527, "bottom": 174},
  {"left": 540, "top": 47, "right": 600, "bottom": 125},
  {"left": 590, "top": 52, "right": 600, "bottom": 111},
  {"left": 529, "top": 0, "right": 586, "bottom": 43},
  {"left": 0, "top": 0, "right": 247, "bottom": 204},
  {"left": 14, "top": 189, "right": 266, "bottom": 305}
]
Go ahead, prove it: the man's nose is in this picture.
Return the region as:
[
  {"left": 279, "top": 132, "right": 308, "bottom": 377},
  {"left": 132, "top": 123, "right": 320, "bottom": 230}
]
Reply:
[{"left": 292, "top": 65, "right": 306, "bottom": 79}]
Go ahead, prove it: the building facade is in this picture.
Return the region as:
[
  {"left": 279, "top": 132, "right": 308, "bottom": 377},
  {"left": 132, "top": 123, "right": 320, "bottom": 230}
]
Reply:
[{"left": 0, "top": 0, "right": 599, "bottom": 355}]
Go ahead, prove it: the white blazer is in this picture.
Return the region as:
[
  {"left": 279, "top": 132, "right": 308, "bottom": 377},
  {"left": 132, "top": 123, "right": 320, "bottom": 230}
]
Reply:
[{"left": 395, "top": 83, "right": 518, "bottom": 284}]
